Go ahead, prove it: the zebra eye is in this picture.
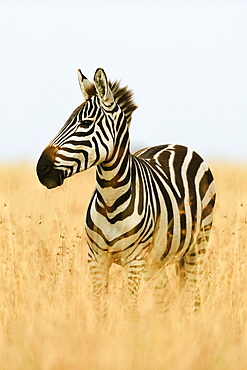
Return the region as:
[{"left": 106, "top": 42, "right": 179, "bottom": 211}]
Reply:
[{"left": 78, "top": 120, "right": 92, "bottom": 128}]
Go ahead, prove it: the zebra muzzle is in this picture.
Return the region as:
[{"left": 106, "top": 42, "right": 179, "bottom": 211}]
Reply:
[{"left": 36, "top": 146, "right": 64, "bottom": 189}]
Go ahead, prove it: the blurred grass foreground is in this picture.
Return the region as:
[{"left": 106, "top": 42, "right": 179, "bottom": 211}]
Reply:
[{"left": 0, "top": 162, "right": 247, "bottom": 369}]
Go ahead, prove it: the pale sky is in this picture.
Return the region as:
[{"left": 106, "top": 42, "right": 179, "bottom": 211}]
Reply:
[{"left": 1, "top": 0, "right": 247, "bottom": 163}]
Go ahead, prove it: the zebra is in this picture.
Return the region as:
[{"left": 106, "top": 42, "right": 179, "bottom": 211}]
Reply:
[{"left": 36, "top": 68, "right": 216, "bottom": 319}]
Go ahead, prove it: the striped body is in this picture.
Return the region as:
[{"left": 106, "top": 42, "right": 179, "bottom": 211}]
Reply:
[{"left": 37, "top": 68, "right": 216, "bottom": 318}]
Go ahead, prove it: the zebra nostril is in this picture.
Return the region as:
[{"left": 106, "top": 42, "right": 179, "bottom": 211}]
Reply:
[{"left": 41, "top": 163, "right": 51, "bottom": 175}]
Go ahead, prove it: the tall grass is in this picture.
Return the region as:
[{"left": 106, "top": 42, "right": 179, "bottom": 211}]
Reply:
[{"left": 0, "top": 162, "right": 247, "bottom": 369}]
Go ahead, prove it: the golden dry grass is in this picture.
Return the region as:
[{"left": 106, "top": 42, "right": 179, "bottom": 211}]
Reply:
[{"left": 0, "top": 162, "right": 247, "bottom": 369}]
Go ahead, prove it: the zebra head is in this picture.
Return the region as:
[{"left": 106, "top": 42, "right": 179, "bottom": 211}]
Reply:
[{"left": 36, "top": 68, "right": 137, "bottom": 189}]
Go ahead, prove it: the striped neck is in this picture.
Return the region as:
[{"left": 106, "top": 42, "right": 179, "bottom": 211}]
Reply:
[{"left": 96, "top": 128, "right": 132, "bottom": 207}]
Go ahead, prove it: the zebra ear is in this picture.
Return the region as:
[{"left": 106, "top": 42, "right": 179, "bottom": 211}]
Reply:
[
  {"left": 77, "top": 69, "right": 92, "bottom": 100},
  {"left": 94, "top": 68, "right": 114, "bottom": 104}
]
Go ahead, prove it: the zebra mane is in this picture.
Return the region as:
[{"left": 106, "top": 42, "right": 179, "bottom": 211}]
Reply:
[{"left": 85, "top": 80, "right": 138, "bottom": 122}]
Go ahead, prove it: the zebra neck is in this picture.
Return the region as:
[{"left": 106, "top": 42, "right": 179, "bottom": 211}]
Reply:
[{"left": 96, "top": 147, "right": 133, "bottom": 207}]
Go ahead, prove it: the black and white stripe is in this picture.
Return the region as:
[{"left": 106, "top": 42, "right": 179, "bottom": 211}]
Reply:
[{"left": 37, "top": 68, "right": 216, "bottom": 318}]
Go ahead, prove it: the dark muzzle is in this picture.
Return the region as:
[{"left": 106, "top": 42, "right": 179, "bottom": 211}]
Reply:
[{"left": 36, "top": 146, "right": 64, "bottom": 189}]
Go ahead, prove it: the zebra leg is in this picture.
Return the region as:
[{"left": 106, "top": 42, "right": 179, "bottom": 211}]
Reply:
[
  {"left": 183, "top": 226, "right": 211, "bottom": 313},
  {"left": 176, "top": 258, "right": 186, "bottom": 291},
  {"left": 125, "top": 260, "right": 145, "bottom": 320},
  {"left": 88, "top": 251, "right": 112, "bottom": 321},
  {"left": 153, "top": 266, "right": 170, "bottom": 315}
]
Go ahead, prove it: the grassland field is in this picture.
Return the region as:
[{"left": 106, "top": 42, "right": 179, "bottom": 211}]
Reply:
[{"left": 0, "top": 162, "right": 247, "bottom": 369}]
